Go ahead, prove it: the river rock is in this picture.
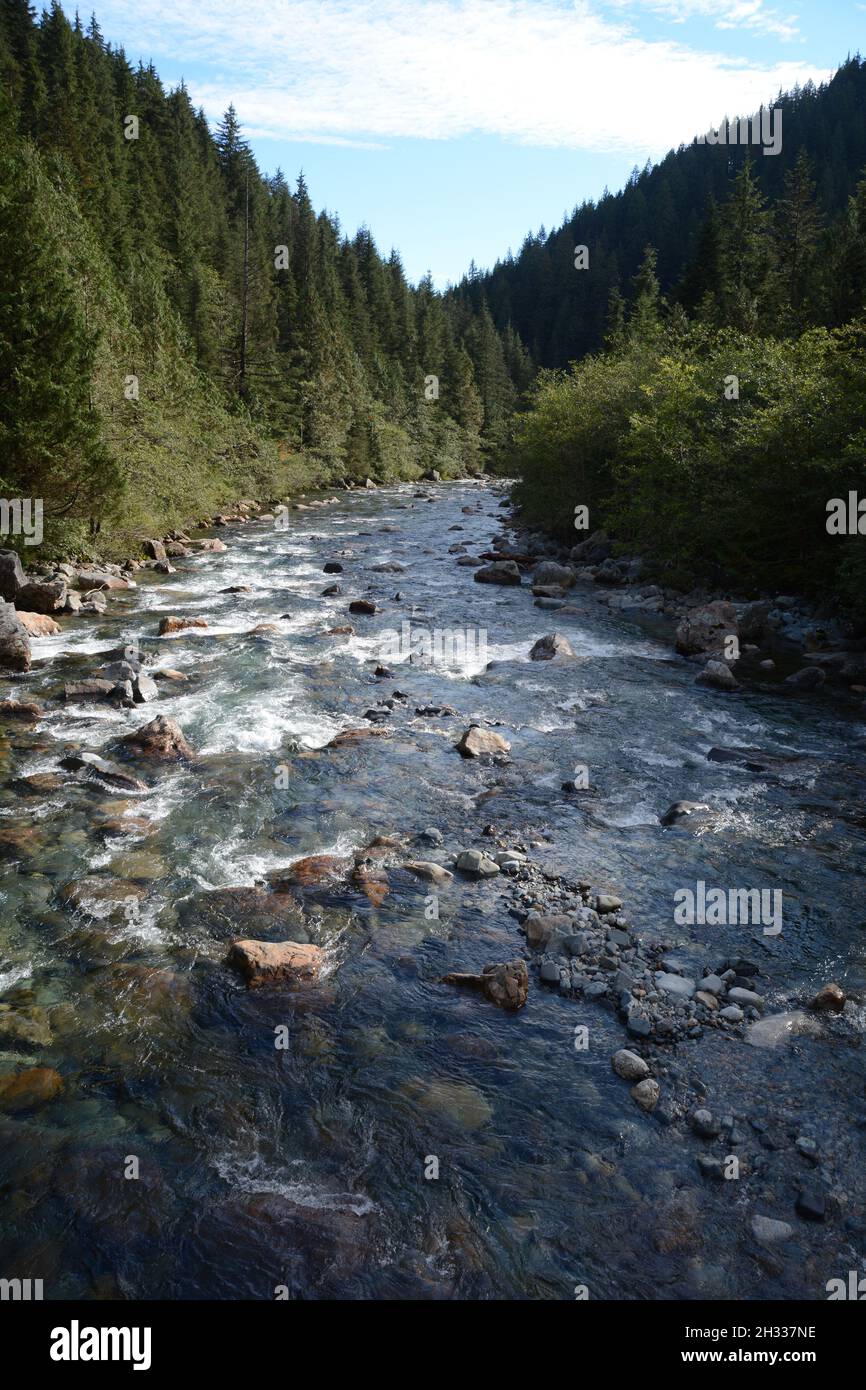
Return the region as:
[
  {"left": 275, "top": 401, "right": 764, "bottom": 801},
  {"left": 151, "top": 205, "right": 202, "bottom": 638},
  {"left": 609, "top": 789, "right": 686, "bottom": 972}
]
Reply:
[
  {"left": 455, "top": 849, "right": 500, "bottom": 876},
  {"left": 348, "top": 599, "right": 376, "bottom": 615},
  {"left": 61, "top": 751, "right": 147, "bottom": 791},
  {"left": 809, "top": 982, "right": 846, "bottom": 1013},
  {"left": 727, "top": 986, "right": 763, "bottom": 1010},
  {"left": 226, "top": 939, "right": 323, "bottom": 987},
  {"left": 15, "top": 578, "right": 67, "bottom": 614},
  {"left": 117, "top": 715, "right": 195, "bottom": 762},
  {"left": 75, "top": 568, "right": 132, "bottom": 590},
  {"left": 268, "top": 855, "right": 350, "bottom": 889},
  {"left": 785, "top": 667, "right": 825, "bottom": 689},
  {"left": 474, "top": 561, "right": 521, "bottom": 586},
  {"left": 0, "top": 1066, "right": 63, "bottom": 1111},
  {"left": 0, "top": 1004, "right": 53, "bottom": 1049},
  {"left": 158, "top": 616, "right": 208, "bottom": 635},
  {"left": 0, "top": 549, "right": 25, "bottom": 602},
  {"left": 0, "top": 599, "right": 31, "bottom": 670},
  {"left": 660, "top": 800, "right": 714, "bottom": 828},
  {"left": 631, "top": 1078, "right": 660, "bottom": 1112},
  {"left": 440, "top": 959, "right": 529, "bottom": 1010},
  {"left": 529, "top": 632, "right": 576, "bottom": 661},
  {"left": 188, "top": 538, "right": 227, "bottom": 552},
  {"left": 751, "top": 1214, "right": 793, "bottom": 1245},
  {"left": 456, "top": 725, "right": 511, "bottom": 758},
  {"left": 0, "top": 698, "right": 43, "bottom": 722},
  {"left": 532, "top": 561, "right": 575, "bottom": 589},
  {"left": 696, "top": 659, "right": 739, "bottom": 690},
  {"left": 17, "top": 611, "right": 61, "bottom": 636},
  {"left": 655, "top": 971, "right": 696, "bottom": 999},
  {"left": 676, "top": 601, "right": 738, "bottom": 656},
  {"left": 404, "top": 861, "right": 454, "bottom": 885},
  {"left": 143, "top": 539, "right": 167, "bottom": 562},
  {"left": 63, "top": 679, "right": 117, "bottom": 701},
  {"left": 612, "top": 1049, "right": 650, "bottom": 1082}
]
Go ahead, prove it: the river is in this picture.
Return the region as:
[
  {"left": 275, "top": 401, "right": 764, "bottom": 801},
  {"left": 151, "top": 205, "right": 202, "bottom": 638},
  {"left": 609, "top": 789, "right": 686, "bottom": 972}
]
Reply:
[{"left": 1, "top": 479, "right": 864, "bottom": 1300}]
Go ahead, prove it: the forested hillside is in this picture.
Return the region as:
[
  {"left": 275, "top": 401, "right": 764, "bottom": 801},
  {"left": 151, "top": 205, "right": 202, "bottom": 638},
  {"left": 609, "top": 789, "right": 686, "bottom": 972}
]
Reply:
[
  {"left": 0, "top": 1, "right": 529, "bottom": 557},
  {"left": 456, "top": 58, "right": 866, "bottom": 366},
  {"left": 473, "top": 62, "right": 866, "bottom": 610}
]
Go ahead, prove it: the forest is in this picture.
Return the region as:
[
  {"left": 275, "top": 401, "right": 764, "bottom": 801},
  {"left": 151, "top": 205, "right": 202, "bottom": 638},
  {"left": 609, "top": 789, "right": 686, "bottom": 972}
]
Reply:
[
  {"left": 0, "top": 1, "right": 530, "bottom": 556},
  {"left": 453, "top": 60, "right": 866, "bottom": 608}
]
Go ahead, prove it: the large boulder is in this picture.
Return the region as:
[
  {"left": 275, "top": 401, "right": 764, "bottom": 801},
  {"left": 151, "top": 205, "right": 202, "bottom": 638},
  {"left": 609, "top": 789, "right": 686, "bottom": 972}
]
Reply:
[
  {"left": 570, "top": 530, "right": 612, "bottom": 564},
  {"left": 15, "top": 577, "right": 67, "bottom": 614},
  {"left": 75, "top": 569, "right": 132, "bottom": 591},
  {"left": 0, "top": 550, "right": 25, "bottom": 602},
  {"left": 116, "top": 715, "right": 195, "bottom": 762},
  {"left": 532, "top": 561, "right": 575, "bottom": 589},
  {"left": 17, "top": 611, "right": 61, "bottom": 637},
  {"left": 474, "top": 561, "right": 521, "bottom": 586},
  {"left": 529, "top": 632, "right": 576, "bottom": 661},
  {"left": 226, "top": 939, "right": 323, "bottom": 987},
  {"left": 675, "top": 601, "right": 738, "bottom": 656},
  {"left": 456, "top": 725, "right": 511, "bottom": 758},
  {"left": 0, "top": 599, "right": 31, "bottom": 671}
]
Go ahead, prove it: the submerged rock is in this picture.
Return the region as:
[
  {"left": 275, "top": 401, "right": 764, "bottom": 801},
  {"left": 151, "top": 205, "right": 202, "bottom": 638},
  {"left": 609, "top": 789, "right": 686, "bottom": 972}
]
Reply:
[
  {"left": 0, "top": 1066, "right": 63, "bottom": 1111},
  {"left": 226, "top": 938, "right": 323, "bottom": 987},
  {"left": 440, "top": 959, "right": 529, "bottom": 1010}
]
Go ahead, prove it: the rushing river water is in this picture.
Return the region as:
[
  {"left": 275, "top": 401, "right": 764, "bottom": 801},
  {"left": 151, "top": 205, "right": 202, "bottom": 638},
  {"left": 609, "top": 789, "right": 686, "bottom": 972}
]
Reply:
[{"left": 1, "top": 479, "right": 865, "bottom": 1300}]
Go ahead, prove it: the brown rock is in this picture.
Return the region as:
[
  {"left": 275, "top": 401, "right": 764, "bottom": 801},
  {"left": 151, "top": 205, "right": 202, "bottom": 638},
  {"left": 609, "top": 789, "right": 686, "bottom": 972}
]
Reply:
[
  {"left": 268, "top": 855, "right": 351, "bottom": 889},
  {"left": 248, "top": 623, "right": 280, "bottom": 634},
  {"left": 17, "top": 611, "right": 61, "bottom": 637},
  {"left": 116, "top": 715, "right": 195, "bottom": 762},
  {"left": 15, "top": 578, "right": 67, "bottom": 613},
  {"left": 327, "top": 727, "right": 389, "bottom": 748},
  {"left": 456, "top": 725, "right": 511, "bottom": 758},
  {"left": 158, "top": 616, "right": 208, "bottom": 635},
  {"left": 810, "top": 982, "right": 846, "bottom": 1013},
  {"left": 348, "top": 599, "right": 376, "bottom": 615},
  {"left": 0, "top": 698, "right": 43, "bottom": 722},
  {"left": 441, "top": 959, "right": 529, "bottom": 1010},
  {"left": 226, "top": 939, "right": 323, "bottom": 987}
]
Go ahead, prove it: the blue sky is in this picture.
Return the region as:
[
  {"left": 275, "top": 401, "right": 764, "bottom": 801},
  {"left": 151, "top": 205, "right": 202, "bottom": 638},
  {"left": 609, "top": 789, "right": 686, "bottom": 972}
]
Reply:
[{"left": 66, "top": 1, "right": 862, "bottom": 285}]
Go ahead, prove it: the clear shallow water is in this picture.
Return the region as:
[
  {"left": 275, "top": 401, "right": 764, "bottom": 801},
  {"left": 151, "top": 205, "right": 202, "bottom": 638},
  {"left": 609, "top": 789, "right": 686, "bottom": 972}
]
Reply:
[{"left": 1, "top": 481, "right": 865, "bottom": 1300}]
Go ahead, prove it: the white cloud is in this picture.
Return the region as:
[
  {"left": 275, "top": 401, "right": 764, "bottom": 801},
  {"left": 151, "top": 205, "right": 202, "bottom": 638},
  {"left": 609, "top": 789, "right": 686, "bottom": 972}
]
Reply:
[{"left": 99, "top": 0, "right": 830, "bottom": 156}]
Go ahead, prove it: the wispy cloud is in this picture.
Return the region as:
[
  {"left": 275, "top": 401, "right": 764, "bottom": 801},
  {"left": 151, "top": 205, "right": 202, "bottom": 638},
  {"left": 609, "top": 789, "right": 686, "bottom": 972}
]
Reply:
[
  {"left": 100, "top": 0, "right": 830, "bottom": 155},
  {"left": 609, "top": 0, "right": 802, "bottom": 43}
]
